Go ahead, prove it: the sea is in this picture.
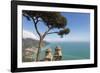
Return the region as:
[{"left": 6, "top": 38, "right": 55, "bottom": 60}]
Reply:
[{"left": 39, "top": 42, "right": 90, "bottom": 60}]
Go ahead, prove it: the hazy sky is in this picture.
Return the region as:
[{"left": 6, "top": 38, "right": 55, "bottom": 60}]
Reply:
[{"left": 22, "top": 12, "right": 90, "bottom": 42}]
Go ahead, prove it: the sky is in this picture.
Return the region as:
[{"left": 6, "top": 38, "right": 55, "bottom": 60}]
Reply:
[{"left": 22, "top": 12, "right": 90, "bottom": 42}]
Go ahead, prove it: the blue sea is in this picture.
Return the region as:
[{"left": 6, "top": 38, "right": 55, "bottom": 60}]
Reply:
[{"left": 39, "top": 42, "right": 90, "bottom": 60}]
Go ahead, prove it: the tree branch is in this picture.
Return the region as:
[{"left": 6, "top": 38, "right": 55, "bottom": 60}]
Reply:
[
  {"left": 47, "top": 31, "right": 59, "bottom": 34},
  {"left": 32, "top": 18, "right": 41, "bottom": 38},
  {"left": 42, "top": 27, "right": 52, "bottom": 39},
  {"left": 34, "top": 19, "right": 43, "bottom": 22}
]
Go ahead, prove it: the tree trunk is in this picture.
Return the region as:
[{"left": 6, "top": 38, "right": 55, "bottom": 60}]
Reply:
[{"left": 36, "top": 38, "right": 43, "bottom": 61}]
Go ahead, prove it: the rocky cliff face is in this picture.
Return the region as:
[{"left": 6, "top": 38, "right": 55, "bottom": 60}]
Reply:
[{"left": 22, "top": 38, "right": 48, "bottom": 62}]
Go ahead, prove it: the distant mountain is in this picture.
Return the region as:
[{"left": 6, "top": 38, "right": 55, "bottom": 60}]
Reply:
[
  {"left": 22, "top": 30, "right": 49, "bottom": 62},
  {"left": 23, "top": 30, "right": 39, "bottom": 40},
  {"left": 22, "top": 38, "right": 47, "bottom": 49},
  {"left": 22, "top": 30, "right": 49, "bottom": 49}
]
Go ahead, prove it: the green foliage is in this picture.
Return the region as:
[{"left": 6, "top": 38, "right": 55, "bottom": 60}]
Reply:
[
  {"left": 58, "top": 28, "right": 70, "bottom": 38},
  {"left": 23, "top": 10, "right": 67, "bottom": 29}
]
